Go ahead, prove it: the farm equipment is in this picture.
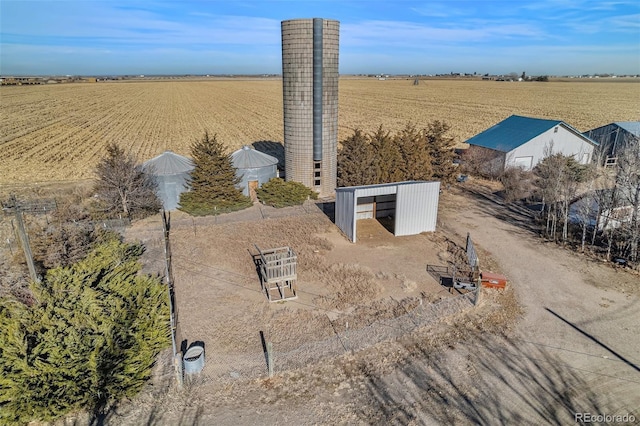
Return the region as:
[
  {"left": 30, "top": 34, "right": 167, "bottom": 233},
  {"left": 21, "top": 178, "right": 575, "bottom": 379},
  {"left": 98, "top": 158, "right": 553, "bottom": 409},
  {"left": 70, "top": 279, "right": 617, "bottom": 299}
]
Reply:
[{"left": 428, "top": 233, "right": 508, "bottom": 292}]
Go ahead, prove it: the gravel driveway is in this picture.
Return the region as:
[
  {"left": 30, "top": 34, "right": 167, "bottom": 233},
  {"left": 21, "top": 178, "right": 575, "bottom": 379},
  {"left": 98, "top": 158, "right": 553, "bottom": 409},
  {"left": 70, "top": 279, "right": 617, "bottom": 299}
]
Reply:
[{"left": 429, "top": 187, "right": 640, "bottom": 424}]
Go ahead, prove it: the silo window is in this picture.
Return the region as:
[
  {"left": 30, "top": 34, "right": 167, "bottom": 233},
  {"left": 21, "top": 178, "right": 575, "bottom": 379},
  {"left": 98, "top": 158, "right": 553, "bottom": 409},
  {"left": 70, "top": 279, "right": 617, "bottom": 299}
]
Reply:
[{"left": 314, "top": 161, "right": 321, "bottom": 186}]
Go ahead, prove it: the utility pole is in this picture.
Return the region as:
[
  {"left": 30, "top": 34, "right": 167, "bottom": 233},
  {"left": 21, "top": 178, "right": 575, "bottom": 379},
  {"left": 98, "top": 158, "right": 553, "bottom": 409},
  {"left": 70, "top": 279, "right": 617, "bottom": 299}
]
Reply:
[{"left": 10, "top": 195, "right": 40, "bottom": 283}]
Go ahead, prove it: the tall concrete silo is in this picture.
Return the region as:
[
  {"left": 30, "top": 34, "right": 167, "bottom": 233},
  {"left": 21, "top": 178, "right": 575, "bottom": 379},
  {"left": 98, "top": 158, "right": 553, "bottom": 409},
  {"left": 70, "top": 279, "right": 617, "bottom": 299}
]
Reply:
[{"left": 281, "top": 18, "right": 339, "bottom": 197}]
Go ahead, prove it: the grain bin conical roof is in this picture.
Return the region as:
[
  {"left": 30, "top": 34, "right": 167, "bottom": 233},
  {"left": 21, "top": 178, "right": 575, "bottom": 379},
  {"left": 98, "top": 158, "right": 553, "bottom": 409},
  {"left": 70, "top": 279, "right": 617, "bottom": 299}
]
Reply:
[
  {"left": 143, "top": 151, "right": 194, "bottom": 176},
  {"left": 231, "top": 145, "right": 279, "bottom": 169}
]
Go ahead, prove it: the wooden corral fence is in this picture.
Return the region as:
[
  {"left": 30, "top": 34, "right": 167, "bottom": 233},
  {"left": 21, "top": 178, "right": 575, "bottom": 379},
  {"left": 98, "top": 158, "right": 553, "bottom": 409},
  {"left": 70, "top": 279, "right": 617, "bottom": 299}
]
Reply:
[{"left": 254, "top": 245, "right": 298, "bottom": 302}]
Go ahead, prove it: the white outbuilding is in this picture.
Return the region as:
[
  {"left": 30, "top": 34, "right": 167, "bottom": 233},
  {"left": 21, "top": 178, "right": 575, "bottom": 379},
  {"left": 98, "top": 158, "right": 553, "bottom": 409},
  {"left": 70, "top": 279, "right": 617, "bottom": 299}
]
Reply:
[
  {"left": 465, "top": 115, "right": 599, "bottom": 171},
  {"left": 335, "top": 181, "right": 440, "bottom": 243}
]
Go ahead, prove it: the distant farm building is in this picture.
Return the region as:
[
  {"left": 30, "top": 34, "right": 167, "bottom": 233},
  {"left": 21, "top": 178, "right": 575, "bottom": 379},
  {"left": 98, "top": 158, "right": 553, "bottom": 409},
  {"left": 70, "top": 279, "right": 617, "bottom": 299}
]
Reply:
[
  {"left": 231, "top": 145, "right": 279, "bottom": 201},
  {"left": 464, "top": 115, "right": 598, "bottom": 172},
  {"left": 143, "top": 151, "right": 194, "bottom": 211},
  {"left": 335, "top": 181, "right": 440, "bottom": 243},
  {"left": 583, "top": 122, "right": 640, "bottom": 167}
]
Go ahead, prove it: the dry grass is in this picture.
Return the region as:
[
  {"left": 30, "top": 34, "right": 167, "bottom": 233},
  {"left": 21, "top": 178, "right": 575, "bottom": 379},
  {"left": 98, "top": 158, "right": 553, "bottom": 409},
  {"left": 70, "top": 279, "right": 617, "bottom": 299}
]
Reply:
[{"left": 1, "top": 78, "right": 638, "bottom": 184}]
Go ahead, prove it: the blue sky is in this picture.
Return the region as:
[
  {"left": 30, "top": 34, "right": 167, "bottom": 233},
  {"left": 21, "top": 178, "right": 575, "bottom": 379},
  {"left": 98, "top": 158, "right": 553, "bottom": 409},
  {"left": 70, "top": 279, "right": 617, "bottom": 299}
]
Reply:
[{"left": 1, "top": 0, "right": 639, "bottom": 76}]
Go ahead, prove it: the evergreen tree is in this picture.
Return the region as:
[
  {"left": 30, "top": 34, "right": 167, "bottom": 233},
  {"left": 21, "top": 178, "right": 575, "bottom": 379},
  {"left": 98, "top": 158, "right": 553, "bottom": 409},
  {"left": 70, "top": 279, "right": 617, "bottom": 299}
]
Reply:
[
  {"left": 337, "top": 129, "right": 376, "bottom": 187},
  {"left": 0, "top": 236, "right": 170, "bottom": 424},
  {"left": 369, "top": 125, "right": 404, "bottom": 184},
  {"left": 179, "top": 131, "right": 251, "bottom": 215},
  {"left": 425, "top": 120, "right": 458, "bottom": 185},
  {"left": 394, "top": 123, "right": 433, "bottom": 181}
]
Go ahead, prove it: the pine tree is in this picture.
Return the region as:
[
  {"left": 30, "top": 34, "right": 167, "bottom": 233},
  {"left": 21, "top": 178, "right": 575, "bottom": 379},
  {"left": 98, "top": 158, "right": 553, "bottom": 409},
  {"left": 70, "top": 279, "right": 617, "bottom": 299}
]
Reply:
[
  {"left": 0, "top": 236, "right": 170, "bottom": 424},
  {"left": 337, "top": 129, "right": 376, "bottom": 187},
  {"left": 394, "top": 123, "right": 433, "bottom": 181},
  {"left": 425, "top": 120, "right": 457, "bottom": 185},
  {"left": 369, "top": 125, "right": 404, "bottom": 184},
  {"left": 179, "top": 131, "right": 251, "bottom": 215}
]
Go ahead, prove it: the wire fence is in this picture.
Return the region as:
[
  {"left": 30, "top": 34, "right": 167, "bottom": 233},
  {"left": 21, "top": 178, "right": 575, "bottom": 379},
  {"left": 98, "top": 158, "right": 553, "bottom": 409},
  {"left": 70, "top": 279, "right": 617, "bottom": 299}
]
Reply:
[
  {"left": 188, "top": 290, "right": 477, "bottom": 386},
  {"left": 158, "top": 200, "right": 479, "bottom": 386}
]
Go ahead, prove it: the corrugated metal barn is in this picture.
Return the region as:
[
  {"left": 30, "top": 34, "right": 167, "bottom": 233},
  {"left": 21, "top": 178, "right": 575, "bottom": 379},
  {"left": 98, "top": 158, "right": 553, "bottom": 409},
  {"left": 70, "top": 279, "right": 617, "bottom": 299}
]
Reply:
[
  {"left": 583, "top": 121, "right": 640, "bottom": 166},
  {"left": 335, "top": 181, "right": 440, "bottom": 243}
]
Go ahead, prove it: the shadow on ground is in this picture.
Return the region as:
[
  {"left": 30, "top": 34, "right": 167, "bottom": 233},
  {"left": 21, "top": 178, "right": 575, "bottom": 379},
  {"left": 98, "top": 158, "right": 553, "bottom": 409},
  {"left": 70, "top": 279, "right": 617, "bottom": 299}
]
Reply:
[
  {"left": 460, "top": 184, "right": 541, "bottom": 235},
  {"left": 351, "top": 329, "right": 621, "bottom": 425}
]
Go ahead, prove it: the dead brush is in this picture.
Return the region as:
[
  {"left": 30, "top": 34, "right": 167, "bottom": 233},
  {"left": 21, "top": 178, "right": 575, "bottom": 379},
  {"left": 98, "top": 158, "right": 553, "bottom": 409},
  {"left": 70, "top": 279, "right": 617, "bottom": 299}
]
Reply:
[{"left": 312, "top": 263, "right": 383, "bottom": 311}]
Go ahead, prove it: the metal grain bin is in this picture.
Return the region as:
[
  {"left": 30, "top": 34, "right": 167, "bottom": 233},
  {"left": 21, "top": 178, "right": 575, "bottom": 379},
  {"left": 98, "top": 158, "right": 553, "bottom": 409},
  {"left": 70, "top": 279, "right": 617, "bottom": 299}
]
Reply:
[
  {"left": 231, "top": 145, "right": 278, "bottom": 201},
  {"left": 143, "top": 151, "right": 194, "bottom": 211}
]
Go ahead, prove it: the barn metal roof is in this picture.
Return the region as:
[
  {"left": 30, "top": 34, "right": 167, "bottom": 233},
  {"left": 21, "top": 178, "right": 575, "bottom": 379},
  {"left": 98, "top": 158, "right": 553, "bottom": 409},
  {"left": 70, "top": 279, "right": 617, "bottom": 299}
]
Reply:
[
  {"left": 231, "top": 145, "right": 279, "bottom": 169},
  {"left": 143, "top": 151, "right": 194, "bottom": 176},
  {"left": 614, "top": 121, "right": 640, "bottom": 136},
  {"left": 465, "top": 115, "right": 565, "bottom": 152}
]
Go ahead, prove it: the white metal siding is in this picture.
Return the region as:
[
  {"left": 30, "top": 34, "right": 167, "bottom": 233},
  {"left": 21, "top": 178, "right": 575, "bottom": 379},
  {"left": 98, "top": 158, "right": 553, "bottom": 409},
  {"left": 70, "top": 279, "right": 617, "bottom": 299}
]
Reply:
[
  {"left": 335, "top": 189, "right": 356, "bottom": 242},
  {"left": 335, "top": 181, "right": 439, "bottom": 242},
  {"left": 506, "top": 126, "right": 595, "bottom": 170},
  {"left": 395, "top": 182, "right": 440, "bottom": 236}
]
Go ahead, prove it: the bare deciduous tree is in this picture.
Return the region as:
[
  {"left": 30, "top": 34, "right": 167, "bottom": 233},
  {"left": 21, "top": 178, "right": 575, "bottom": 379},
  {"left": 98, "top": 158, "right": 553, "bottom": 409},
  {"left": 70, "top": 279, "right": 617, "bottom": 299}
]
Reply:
[
  {"left": 461, "top": 145, "right": 504, "bottom": 179},
  {"left": 535, "top": 152, "right": 586, "bottom": 242},
  {"left": 94, "top": 143, "right": 161, "bottom": 218},
  {"left": 614, "top": 137, "right": 640, "bottom": 261},
  {"left": 499, "top": 167, "right": 534, "bottom": 204}
]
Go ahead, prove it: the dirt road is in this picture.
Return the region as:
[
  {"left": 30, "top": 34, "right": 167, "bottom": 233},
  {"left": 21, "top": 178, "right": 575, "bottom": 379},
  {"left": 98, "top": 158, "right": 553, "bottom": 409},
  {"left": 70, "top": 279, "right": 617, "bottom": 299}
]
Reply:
[{"left": 399, "top": 187, "right": 640, "bottom": 424}]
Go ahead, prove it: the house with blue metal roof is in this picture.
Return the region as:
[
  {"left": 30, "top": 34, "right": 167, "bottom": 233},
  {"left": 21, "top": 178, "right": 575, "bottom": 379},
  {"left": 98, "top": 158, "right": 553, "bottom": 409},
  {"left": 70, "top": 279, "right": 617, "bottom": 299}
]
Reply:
[
  {"left": 583, "top": 121, "right": 640, "bottom": 166},
  {"left": 464, "top": 115, "right": 598, "bottom": 172}
]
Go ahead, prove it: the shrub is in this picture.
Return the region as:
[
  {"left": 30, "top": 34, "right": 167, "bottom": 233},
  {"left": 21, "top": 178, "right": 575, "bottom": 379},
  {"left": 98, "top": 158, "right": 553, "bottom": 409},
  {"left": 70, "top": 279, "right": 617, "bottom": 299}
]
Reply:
[
  {"left": 256, "top": 178, "right": 317, "bottom": 208},
  {"left": 0, "top": 237, "right": 170, "bottom": 424}
]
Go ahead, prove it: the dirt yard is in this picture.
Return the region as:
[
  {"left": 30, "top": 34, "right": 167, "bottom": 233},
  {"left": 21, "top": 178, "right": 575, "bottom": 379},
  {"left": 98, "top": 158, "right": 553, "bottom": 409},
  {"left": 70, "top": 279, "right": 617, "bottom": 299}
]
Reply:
[{"left": 76, "top": 185, "right": 640, "bottom": 425}]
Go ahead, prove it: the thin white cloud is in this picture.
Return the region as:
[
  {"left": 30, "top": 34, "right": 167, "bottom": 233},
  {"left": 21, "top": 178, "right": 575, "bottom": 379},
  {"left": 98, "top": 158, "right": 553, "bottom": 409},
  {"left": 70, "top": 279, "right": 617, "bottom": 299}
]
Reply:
[
  {"left": 1, "top": 2, "right": 281, "bottom": 47},
  {"left": 342, "top": 19, "right": 545, "bottom": 48}
]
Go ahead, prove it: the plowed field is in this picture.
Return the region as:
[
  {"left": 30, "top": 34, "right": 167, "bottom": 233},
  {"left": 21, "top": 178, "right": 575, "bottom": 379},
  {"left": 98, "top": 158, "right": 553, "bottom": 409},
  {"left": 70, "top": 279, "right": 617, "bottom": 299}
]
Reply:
[{"left": 1, "top": 78, "right": 638, "bottom": 184}]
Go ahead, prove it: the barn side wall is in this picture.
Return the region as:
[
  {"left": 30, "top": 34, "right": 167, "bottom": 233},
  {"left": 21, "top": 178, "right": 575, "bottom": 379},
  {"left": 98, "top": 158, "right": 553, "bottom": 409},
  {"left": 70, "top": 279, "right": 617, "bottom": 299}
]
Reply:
[
  {"left": 395, "top": 181, "right": 440, "bottom": 236},
  {"left": 335, "top": 188, "right": 356, "bottom": 242},
  {"left": 507, "top": 126, "right": 595, "bottom": 170}
]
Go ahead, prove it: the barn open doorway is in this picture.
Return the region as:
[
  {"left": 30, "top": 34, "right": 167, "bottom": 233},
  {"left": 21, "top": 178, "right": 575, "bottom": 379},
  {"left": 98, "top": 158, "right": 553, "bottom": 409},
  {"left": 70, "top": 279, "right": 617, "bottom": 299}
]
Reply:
[{"left": 356, "top": 194, "right": 396, "bottom": 234}]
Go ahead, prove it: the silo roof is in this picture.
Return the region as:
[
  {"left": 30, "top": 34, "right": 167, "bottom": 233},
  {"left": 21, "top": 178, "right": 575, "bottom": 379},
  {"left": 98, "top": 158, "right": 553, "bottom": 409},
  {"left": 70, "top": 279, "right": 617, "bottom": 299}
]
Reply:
[
  {"left": 231, "top": 145, "right": 279, "bottom": 169},
  {"left": 143, "top": 151, "right": 194, "bottom": 176}
]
